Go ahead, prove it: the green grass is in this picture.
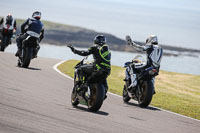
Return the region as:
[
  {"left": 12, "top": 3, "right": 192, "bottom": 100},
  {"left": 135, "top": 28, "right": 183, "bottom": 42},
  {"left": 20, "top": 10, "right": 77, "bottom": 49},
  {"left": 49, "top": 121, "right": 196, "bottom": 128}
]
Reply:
[{"left": 57, "top": 60, "right": 200, "bottom": 120}]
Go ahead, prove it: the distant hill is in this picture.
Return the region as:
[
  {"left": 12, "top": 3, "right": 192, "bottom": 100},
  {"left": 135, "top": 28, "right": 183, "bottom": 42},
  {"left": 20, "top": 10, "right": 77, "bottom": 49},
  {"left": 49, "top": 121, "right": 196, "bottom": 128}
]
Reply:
[
  {"left": 15, "top": 19, "right": 128, "bottom": 50},
  {"left": 14, "top": 19, "right": 200, "bottom": 56}
]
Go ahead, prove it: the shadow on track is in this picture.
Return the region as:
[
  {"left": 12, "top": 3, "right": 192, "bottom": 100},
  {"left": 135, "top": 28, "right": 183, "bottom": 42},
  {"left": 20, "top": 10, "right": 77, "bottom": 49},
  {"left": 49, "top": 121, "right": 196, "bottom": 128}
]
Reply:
[
  {"left": 73, "top": 106, "right": 109, "bottom": 116},
  {"left": 26, "top": 67, "right": 42, "bottom": 71},
  {"left": 16, "top": 66, "right": 42, "bottom": 71},
  {"left": 124, "top": 102, "right": 160, "bottom": 111}
]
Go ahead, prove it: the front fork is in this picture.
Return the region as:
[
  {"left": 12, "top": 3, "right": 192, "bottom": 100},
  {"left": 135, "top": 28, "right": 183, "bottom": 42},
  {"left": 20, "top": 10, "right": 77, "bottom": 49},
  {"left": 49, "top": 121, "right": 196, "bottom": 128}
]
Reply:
[
  {"left": 125, "top": 65, "right": 135, "bottom": 85},
  {"left": 125, "top": 66, "right": 131, "bottom": 81},
  {"left": 74, "top": 69, "right": 91, "bottom": 98},
  {"left": 125, "top": 66, "right": 134, "bottom": 98}
]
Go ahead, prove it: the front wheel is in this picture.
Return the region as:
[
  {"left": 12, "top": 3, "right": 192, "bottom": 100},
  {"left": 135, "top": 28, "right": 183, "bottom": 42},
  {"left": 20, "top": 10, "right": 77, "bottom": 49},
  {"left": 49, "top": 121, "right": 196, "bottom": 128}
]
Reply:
[
  {"left": 71, "top": 72, "right": 79, "bottom": 106},
  {"left": 71, "top": 87, "right": 79, "bottom": 106},
  {"left": 88, "top": 84, "right": 105, "bottom": 112},
  {"left": 122, "top": 82, "right": 130, "bottom": 103},
  {"left": 138, "top": 80, "right": 154, "bottom": 107}
]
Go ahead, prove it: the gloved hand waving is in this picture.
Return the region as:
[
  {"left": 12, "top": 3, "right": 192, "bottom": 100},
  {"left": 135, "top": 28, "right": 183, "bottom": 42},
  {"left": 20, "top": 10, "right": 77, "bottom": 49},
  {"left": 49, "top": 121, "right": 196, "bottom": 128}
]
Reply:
[
  {"left": 67, "top": 44, "right": 75, "bottom": 52},
  {"left": 125, "top": 35, "right": 133, "bottom": 46}
]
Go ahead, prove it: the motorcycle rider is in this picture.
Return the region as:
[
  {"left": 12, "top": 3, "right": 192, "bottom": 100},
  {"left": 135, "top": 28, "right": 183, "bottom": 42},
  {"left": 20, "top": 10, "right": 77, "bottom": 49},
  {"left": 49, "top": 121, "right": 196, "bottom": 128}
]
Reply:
[
  {"left": 126, "top": 35, "right": 163, "bottom": 89},
  {"left": 0, "top": 14, "right": 17, "bottom": 44},
  {"left": 15, "top": 11, "right": 44, "bottom": 57},
  {"left": 68, "top": 35, "right": 111, "bottom": 99}
]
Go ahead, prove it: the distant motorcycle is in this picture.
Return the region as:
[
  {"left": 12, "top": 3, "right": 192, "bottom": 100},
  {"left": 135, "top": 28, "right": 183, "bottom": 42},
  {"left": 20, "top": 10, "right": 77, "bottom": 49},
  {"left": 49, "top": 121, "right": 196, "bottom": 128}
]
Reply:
[
  {"left": 68, "top": 50, "right": 106, "bottom": 112},
  {"left": 0, "top": 24, "right": 15, "bottom": 51},
  {"left": 17, "top": 35, "right": 39, "bottom": 68},
  {"left": 123, "top": 52, "right": 159, "bottom": 108}
]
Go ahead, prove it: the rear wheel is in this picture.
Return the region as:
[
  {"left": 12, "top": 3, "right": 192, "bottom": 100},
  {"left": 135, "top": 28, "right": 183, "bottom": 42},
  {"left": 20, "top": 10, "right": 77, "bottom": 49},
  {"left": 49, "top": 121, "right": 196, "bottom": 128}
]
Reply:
[
  {"left": 138, "top": 80, "right": 153, "bottom": 107},
  {"left": 88, "top": 84, "right": 105, "bottom": 112},
  {"left": 22, "top": 47, "right": 32, "bottom": 68}
]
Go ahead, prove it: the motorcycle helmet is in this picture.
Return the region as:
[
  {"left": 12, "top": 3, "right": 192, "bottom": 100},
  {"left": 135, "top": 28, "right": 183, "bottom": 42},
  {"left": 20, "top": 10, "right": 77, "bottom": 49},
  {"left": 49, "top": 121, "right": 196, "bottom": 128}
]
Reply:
[
  {"left": 146, "top": 35, "right": 158, "bottom": 45},
  {"left": 6, "top": 14, "right": 13, "bottom": 22},
  {"left": 94, "top": 35, "right": 106, "bottom": 46},
  {"left": 32, "top": 11, "right": 41, "bottom": 20}
]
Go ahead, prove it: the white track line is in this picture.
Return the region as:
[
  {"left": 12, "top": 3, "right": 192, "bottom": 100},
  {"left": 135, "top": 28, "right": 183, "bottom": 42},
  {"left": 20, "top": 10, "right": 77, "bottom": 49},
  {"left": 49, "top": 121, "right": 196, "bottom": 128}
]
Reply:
[
  {"left": 53, "top": 60, "right": 73, "bottom": 80},
  {"left": 53, "top": 60, "right": 200, "bottom": 122}
]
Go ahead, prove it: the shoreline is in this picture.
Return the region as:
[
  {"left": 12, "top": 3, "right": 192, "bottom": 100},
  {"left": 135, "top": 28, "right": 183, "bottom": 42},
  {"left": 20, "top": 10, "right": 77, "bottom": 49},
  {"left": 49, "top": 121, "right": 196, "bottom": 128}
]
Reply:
[{"left": 41, "top": 43, "right": 200, "bottom": 58}]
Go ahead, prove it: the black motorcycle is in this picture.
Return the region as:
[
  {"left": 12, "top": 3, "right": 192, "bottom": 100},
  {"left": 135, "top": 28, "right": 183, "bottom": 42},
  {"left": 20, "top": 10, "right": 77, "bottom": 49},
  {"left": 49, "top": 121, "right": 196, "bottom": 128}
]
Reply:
[
  {"left": 70, "top": 55, "right": 106, "bottom": 112},
  {"left": 17, "top": 35, "right": 39, "bottom": 68},
  {"left": 122, "top": 55, "right": 158, "bottom": 108},
  {"left": 0, "top": 25, "right": 15, "bottom": 51}
]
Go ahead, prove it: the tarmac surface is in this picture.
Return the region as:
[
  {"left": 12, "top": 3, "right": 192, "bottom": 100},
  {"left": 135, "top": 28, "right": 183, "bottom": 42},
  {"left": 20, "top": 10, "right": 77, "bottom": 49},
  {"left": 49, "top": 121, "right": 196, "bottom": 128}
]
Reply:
[{"left": 0, "top": 52, "right": 199, "bottom": 133}]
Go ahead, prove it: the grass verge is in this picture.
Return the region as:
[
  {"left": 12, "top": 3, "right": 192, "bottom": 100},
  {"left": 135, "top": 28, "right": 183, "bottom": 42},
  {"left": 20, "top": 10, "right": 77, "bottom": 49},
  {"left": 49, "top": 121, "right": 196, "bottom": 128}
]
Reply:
[{"left": 57, "top": 60, "right": 200, "bottom": 120}]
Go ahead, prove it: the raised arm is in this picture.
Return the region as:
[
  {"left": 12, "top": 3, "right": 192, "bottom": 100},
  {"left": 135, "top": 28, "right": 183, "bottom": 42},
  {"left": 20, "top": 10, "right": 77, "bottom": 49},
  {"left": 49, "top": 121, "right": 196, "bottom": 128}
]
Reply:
[
  {"left": 68, "top": 45, "right": 95, "bottom": 56},
  {"left": 125, "top": 35, "right": 147, "bottom": 52},
  {"left": 73, "top": 48, "right": 91, "bottom": 56}
]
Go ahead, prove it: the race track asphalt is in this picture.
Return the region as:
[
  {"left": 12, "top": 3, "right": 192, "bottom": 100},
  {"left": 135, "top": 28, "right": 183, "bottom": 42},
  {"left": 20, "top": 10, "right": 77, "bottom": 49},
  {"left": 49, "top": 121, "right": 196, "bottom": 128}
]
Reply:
[{"left": 0, "top": 52, "right": 199, "bottom": 133}]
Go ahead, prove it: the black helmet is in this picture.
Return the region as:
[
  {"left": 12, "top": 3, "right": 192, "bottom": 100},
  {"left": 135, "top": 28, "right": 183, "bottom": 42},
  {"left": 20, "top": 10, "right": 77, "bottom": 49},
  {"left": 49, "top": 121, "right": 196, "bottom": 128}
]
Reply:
[
  {"left": 32, "top": 11, "right": 41, "bottom": 20},
  {"left": 6, "top": 14, "right": 13, "bottom": 22},
  {"left": 94, "top": 35, "right": 106, "bottom": 46}
]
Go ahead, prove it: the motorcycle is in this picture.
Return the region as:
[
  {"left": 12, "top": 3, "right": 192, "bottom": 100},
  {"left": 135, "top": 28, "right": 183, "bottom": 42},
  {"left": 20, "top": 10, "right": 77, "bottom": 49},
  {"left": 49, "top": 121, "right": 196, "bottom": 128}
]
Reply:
[
  {"left": 0, "top": 25, "right": 15, "bottom": 51},
  {"left": 123, "top": 48, "right": 159, "bottom": 108},
  {"left": 69, "top": 53, "right": 106, "bottom": 112},
  {"left": 17, "top": 35, "right": 39, "bottom": 68}
]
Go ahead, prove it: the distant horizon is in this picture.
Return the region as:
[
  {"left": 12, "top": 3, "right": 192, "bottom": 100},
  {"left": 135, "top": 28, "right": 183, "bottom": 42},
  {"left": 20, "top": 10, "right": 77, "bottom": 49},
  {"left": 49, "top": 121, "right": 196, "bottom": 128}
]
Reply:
[{"left": 1, "top": 15, "right": 200, "bottom": 51}]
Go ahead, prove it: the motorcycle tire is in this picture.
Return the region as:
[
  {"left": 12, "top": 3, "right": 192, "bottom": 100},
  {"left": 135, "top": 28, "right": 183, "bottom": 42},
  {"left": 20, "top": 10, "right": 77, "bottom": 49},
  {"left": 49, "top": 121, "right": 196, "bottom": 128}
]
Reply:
[
  {"left": 71, "top": 73, "right": 79, "bottom": 106},
  {"left": 138, "top": 80, "right": 153, "bottom": 107},
  {"left": 88, "top": 84, "right": 105, "bottom": 112},
  {"left": 22, "top": 47, "right": 32, "bottom": 68},
  {"left": 122, "top": 84, "right": 131, "bottom": 103},
  {"left": 71, "top": 87, "right": 79, "bottom": 106}
]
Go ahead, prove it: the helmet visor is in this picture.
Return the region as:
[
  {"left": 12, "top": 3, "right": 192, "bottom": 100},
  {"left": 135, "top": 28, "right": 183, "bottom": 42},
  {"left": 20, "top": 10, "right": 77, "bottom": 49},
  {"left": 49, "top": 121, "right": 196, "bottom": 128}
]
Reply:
[
  {"left": 98, "top": 37, "right": 106, "bottom": 43},
  {"left": 147, "top": 36, "right": 158, "bottom": 44},
  {"left": 33, "top": 12, "right": 41, "bottom": 19},
  {"left": 151, "top": 37, "right": 158, "bottom": 44}
]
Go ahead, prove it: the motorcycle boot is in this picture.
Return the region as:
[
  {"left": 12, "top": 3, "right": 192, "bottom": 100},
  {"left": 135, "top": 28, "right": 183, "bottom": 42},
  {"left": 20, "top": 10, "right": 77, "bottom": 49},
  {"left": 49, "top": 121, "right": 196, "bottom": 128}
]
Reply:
[
  {"left": 15, "top": 48, "right": 22, "bottom": 57},
  {"left": 32, "top": 45, "right": 40, "bottom": 58}
]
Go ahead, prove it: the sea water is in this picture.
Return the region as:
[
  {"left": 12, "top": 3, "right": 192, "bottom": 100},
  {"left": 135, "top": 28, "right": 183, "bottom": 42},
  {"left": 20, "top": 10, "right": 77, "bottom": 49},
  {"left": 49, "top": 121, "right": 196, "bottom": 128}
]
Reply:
[{"left": 5, "top": 44, "right": 200, "bottom": 75}]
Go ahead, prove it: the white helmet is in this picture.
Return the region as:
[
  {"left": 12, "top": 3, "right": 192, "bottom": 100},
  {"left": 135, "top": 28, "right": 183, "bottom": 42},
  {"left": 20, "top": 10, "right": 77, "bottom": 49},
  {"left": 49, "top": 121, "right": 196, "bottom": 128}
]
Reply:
[
  {"left": 146, "top": 35, "right": 158, "bottom": 45},
  {"left": 6, "top": 14, "right": 13, "bottom": 22},
  {"left": 32, "top": 11, "right": 41, "bottom": 20}
]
